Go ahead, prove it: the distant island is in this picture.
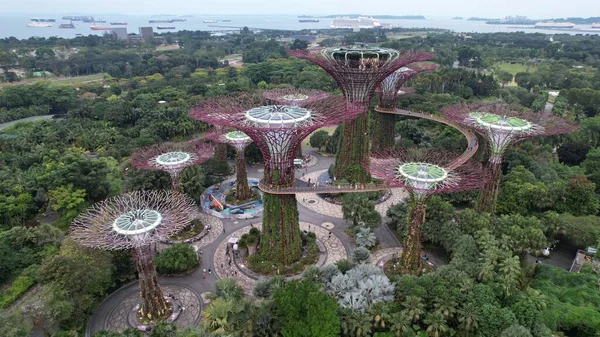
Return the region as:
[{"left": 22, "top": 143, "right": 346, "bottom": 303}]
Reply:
[
  {"left": 467, "top": 17, "right": 492, "bottom": 21},
  {"left": 470, "top": 16, "right": 600, "bottom": 24},
  {"left": 298, "top": 14, "right": 426, "bottom": 20},
  {"left": 452, "top": 17, "right": 464, "bottom": 20}
]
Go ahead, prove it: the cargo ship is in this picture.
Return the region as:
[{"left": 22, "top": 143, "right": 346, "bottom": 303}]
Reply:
[
  {"left": 171, "top": 18, "right": 187, "bottom": 22},
  {"left": 90, "top": 24, "right": 112, "bottom": 31},
  {"left": 592, "top": 23, "right": 600, "bottom": 28},
  {"left": 157, "top": 26, "right": 176, "bottom": 30},
  {"left": 535, "top": 21, "right": 575, "bottom": 29},
  {"left": 59, "top": 22, "right": 76, "bottom": 29},
  {"left": 110, "top": 22, "right": 127, "bottom": 25},
  {"left": 299, "top": 19, "right": 319, "bottom": 22},
  {"left": 30, "top": 17, "right": 56, "bottom": 22},
  {"left": 203, "top": 20, "right": 218, "bottom": 23},
  {"left": 149, "top": 19, "right": 173, "bottom": 23},
  {"left": 62, "top": 16, "right": 93, "bottom": 22},
  {"left": 486, "top": 16, "right": 536, "bottom": 25}
]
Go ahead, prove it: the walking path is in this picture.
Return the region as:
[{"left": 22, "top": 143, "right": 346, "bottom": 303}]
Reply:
[{"left": 0, "top": 115, "right": 54, "bottom": 131}]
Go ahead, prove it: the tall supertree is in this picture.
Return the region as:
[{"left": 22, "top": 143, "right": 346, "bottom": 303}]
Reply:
[
  {"left": 373, "top": 63, "right": 438, "bottom": 152},
  {"left": 191, "top": 93, "right": 359, "bottom": 264},
  {"left": 289, "top": 47, "right": 433, "bottom": 183},
  {"left": 442, "top": 103, "right": 576, "bottom": 214},
  {"left": 130, "top": 140, "right": 214, "bottom": 190},
  {"left": 370, "top": 150, "right": 483, "bottom": 275},
  {"left": 213, "top": 125, "right": 229, "bottom": 163},
  {"left": 206, "top": 129, "right": 254, "bottom": 201},
  {"left": 70, "top": 190, "right": 197, "bottom": 322}
]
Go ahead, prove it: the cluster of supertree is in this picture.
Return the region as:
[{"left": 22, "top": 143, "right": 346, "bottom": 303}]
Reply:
[
  {"left": 290, "top": 47, "right": 434, "bottom": 183},
  {"left": 370, "top": 149, "right": 483, "bottom": 275},
  {"left": 206, "top": 129, "right": 254, "bottom": 202},
  {"left": 372, "top": 63, "right": 438, "bottom": 152},
  {"left": 442, "top": 103, "right": 576, "bottom": 214},
  {"left": 129, "top": 139, "right": 214, "bottom": 190},
  {"left": 70, "top": 190, "right": 197, "bottom": 322},
  {"left": 190, "top": 92, "right": 360, "bottom": 264}
]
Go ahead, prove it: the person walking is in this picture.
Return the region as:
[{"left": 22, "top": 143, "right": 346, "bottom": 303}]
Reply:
[
  {"left": 202, "top": 272, "right": 206, "bottom": 279},
  {"left": 208, "top": 268, "right": 212, "bottom": 274}
]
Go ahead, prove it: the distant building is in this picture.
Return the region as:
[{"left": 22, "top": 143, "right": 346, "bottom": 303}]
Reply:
[
  {"left": 139, "top": 27, "right": 154, "bottom": 41},
  {"left": 112, "top": 28, "right": 128, "bottom": 41},
  {"left": 291, "top": 35, "right": 317, "bottom": 43}
]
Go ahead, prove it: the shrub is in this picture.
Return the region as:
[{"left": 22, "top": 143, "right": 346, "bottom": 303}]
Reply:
[
  {"left": 351, "top": 247, "right": 371, "bottom": 264},
  {"left": 0, "top": 276, "right": 35, "bottom": 309},
  {"left": 335, "top": 259, "right": 355, "bottom": 274},
  {"left": 355, "top": 226, "right": 377, "bottom": 249},
  {"left": 155, "top": 244, "right": 199, "bottom": 275}
]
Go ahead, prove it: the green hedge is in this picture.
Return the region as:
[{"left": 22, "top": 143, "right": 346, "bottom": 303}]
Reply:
[
  {"left": 0, "top": 276, "right": 35, "bottom": 309},
  {"left": 155, "top": 244, "right": 200, "bottom": 275}
]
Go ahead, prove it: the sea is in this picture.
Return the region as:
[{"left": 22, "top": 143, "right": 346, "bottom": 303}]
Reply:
[{"left": 1, "top": 14, "right": 599, "bottom": 40}]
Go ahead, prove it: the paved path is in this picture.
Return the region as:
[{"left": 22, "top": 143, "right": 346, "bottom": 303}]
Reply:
[
  {"left": 0, "top": 115, "right": 54, "bottom": 131},
  {"left": 212, "top": 221, "right": 348, "bottom": 295}
]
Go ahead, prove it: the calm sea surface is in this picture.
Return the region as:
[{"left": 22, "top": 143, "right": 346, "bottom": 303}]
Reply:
[{"left": 1, "top": 14, "right": 599, "bottom": 40}]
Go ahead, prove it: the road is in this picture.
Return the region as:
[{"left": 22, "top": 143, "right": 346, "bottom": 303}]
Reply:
[{"left": 0, "top": 115, "right": 54, "bottom": 131}]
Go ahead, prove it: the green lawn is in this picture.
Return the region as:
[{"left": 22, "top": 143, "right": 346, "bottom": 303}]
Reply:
[
  {"left": 495, "top": 62, "right": 532, "bottom": 75},
  {"left": 51, "top": 73, "right": 107, "bottom": 85}
]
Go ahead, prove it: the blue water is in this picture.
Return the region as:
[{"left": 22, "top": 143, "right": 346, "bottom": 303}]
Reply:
[{"left": 1, "top": 14, "right": 599, "bottom": 40}]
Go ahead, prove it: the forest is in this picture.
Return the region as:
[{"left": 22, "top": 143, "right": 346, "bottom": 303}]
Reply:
[{"left": 0, "top": 27, "right": 599, "bottom": 337}]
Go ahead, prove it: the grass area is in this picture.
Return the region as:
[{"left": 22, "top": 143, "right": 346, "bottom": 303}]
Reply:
[
  {"left": 156, "top": 44, "right": 180, "bottom": 51},
  {"left": 51, "top": 73, "right": 107, "bottom": 85},
  {"left": 222, "top": 54, "right": 242, "bottom": 61},
  {"left": 495, "top": 62, "right": 532, "bottom": 75}
]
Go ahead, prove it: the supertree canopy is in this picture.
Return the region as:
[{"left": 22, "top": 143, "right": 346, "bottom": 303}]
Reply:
[
  {"left": 442, "top": 103, "right": 576, "bottom": 214},
  {"left": 373, "top": 62, "right": 438, "bottom": 152},
  {"left": 70, "top": 190, "right": 197, "bottom": 323},
  {"left": 370, "top": 149, "right": 483, "bottom": 275},
  {"left": 190, "top": 92, "right": 360, "bottom": 264},
  {"left": 263, "top": 88, "right": 330, "bottom": 107},
  {"left": 206, "top": 129, "right": 254, "bottom": 201},
  {"left": 130, "top": 140, "right": 214, "bottom": 190},
  {"left": 289, "top": 47, "right": 433, "bottom": 183}
]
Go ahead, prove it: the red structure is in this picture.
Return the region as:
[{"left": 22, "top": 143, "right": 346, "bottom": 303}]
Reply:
[
  {"left": 370, "top": 149, "right": 483, "bottom": 275},
  {"left": 206, "top": 128, "right": 254, "bottom": 201},
  {"left": 263, "top": 88, "right": 330, "bottom": 107},
  {"left": 289, "top": 47, "right": 433, "bottom": 183},
  {"left": 70, "top": 190, "right": 197, "bottom": 323},
  {"left": 130, "top": 140, "right": 214, "bottom": 190},
  {"left": 190, "top": 92, "right": 360, "bottom": 264},
  {"left": 373, "top": 63, "right": 438, "bottom": 152},
  {"left": 212, "top": 125, "right": 229, "bottom": 162},
  {"left": 441, "top": 103, "right": 576, "bottom": 213}
]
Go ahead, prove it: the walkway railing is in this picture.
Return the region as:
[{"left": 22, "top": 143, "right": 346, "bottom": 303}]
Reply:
[
  {"left": 375, "top": 107, "right": 479, "bottom": 169},
  {"left": 257, "top": 181, "right": 390, "bottom": 194},
  {"left": 256, "top": 108, "right": 479, "bottom": 195}
]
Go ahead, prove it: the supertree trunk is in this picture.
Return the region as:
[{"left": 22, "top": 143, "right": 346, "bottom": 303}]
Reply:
[
  {"left": 372, "top": 112, "right": 396, "bottom": 152},
  {"left": 400, "top": 199, "right": 426, "bottom": 275},
  {"left": 134, "top": 245, "right": 169, "bottom": 321},
  {"left": 476, "top": 159, "right": 502, "bottom": 214},
  {"left": 214, "top": 143, "right": 228, "bottom": 163},
  {"left": 260, "top": 193, "right": 302, "bottom": 264},
  {"left": 169, "top": 172, "right": 180, "bottom": 191},
  {"left": 335, "top": 112, "right": 371, "bottom": 183},
  {"left": 235, "top": 149, "right": 252, "bottom": 201}
]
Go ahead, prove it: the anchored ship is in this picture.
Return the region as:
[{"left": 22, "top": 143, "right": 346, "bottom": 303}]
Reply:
[
  {"left": 90, "top": 24, "right": 112, "bottom": 31},
  {"left": 27, "top": 21, "right": 52, "bottom": 27},
  {"left": 30, "top": 17, "right": 56, "bottom": 22},
  {"left": 157, "top": 26, "right": 176, "bottom": 30},
  {"left": 592, "top": 23, "right": 600, "bottom": 28},
  {"left": 330, "top": 16, "right": 381, "bottom": 29},
  {"left": 149, "top": 19, "right": 173, "bottom": 23},
  {"left": 535, "top": 21, "right": 576, "bottom": 29},
  {"left": 299, "top": 19, "right": 319, "bottom": 22},
  {"left": 59, "top": 22, "right": 76, "bottom": 29},
  {"left": 110, "top": 22, "right": 127, "bottom": 25}
]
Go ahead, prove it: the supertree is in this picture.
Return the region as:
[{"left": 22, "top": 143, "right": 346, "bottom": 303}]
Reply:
[
  {"left": 206, "top": 129, "right": 254, "bottom": 201},
  {"left": 442, "top": 103, "right": 576, "bottom": 214},
  {"left": 370, "top": 149, "right": 483, "bottom": 275},
  {"left": 373, "top": 63, "right": 438, "bottom": 152},
  {"left": 190, "top": 92, "right": 360, "bottom": 264},
  {"left": 130, "top": 140, "right": 214, "bottom": 190},
  {"left": 70, "top": 190, "right": 197, "bottom": 323},
  {"left": 263, "top": 88, "right": 330, "bottom": 107},
  {"left": 213, "top": 125, "right": 229, "bottom": 162},
  {"left": 289, "top": 47, "right": 433, "bottom": 183}
]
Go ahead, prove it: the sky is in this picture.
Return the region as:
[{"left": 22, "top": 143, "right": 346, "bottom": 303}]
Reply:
[{"left": 2, "top": 0, "right": 600, "bottom": 19}]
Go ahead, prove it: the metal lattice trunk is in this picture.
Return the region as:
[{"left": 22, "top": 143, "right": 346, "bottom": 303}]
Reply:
[
  {"left": 371, "top": 112, "right": 397, "bottom": 153},
  {"left": 289, "top": 48, "right": 434, "bottom": 183},
  {"left": 135, "top": 244, "right": 168, "bottom": 320},
  {"left": 441, "top": 103, "right": 576, "bottom": 213},
  {"left": 400, "top": 200, "right": 426, "bottom": 275},
  {"left": 234, "top": 149, "right": 253, "bottom": 201}
]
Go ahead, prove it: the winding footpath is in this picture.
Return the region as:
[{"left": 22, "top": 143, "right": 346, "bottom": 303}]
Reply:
[{"left": 0, "top": 115, "right": 55, "bottom": 131}]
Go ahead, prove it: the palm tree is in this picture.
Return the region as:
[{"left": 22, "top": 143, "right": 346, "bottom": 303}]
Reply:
[
  {"left": 424, "top": 311, "right": 452, "bottom": 337},
  {"left": 433, "top": 298, "right": 458, "bottom": 319},
  {"left": 201, "top": 298, "right": 236, "bottom": 336},
  {"left": 214, "top": 278, "right": 244, "bottom": 301},
  {"left": 401, "top": 295, "right": 426, "bottom": 323},
  {"left": 457, "top": 303, "right": 479, "bottom": 334},
  {"left": 341, "top": 193, "right": 377, "bottom": 229},
  {"left": 388, "top": 311, "right": 413, "bottom": 337}
]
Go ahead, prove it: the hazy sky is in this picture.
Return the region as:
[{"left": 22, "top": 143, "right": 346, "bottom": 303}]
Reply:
[{"left": 4, "top": 0, "right": 600, "bottom": 19}]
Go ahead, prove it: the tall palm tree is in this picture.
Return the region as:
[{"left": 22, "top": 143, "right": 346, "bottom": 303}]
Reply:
[
  {"left": 201, "top": 298, "right": 237, "bottom": 336},
  {"left": 214, "top": 278, "right": 244, "bottom": 302},
  {"left": 401, "top": 296, "right": 426, "bottom": 323},
  {"left": 457, "top": 303, "right": 479, "bottom": 334},
  {"left": 388, "top": 311, "right": 413, "bottom": 337},
  {"left": 424, "top": 311, "right": 452, "bottom": 337}
]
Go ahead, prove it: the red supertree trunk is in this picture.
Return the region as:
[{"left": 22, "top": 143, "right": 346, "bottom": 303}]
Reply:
[
  {"left": 335, "top": 105, "right": 371, "bottom": 183},
  {"left": 214, "top": 143, "right": 228, "bottom": 162},
  {"left": 235, "top": 149, "right": 253, "bottom": 201},
  {"left": 476, "top": 160, "right": 502, "bottom": 214},
  {"left": 135, "top": 245, "right": 169, "bottom": 321},
  {"left": 400, "top": 198, "right": 426, "bottom": 275},
  {"left": 371, "top": 112, "right": 396, "bottom": 152}
]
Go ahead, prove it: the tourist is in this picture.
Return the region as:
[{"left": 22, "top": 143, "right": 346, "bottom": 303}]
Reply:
[
  {"left": 208, "top": 268, "right": 212, "bottom": 274},
  {"left": 307, "top": 178, "right": 311, "bottom": 186},
  {"left": 202, "top": 272, "right": 206, "bottom": 279},
  {"left": 328, "top": 231, "right": 332, "bottom": 239}
]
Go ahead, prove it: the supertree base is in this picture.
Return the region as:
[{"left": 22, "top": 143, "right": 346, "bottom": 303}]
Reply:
[
  {"left": 372, "top": 113, "right": 396, "bottom": 152},
  {"left": 335, "top": 114, "right": 372, "bottom": 183},
  {"left": 134, "top": 298, "right": 174, "bottom": 327},
  {"left": 259, "top": 193, "right": 302, "bottom": 265}
]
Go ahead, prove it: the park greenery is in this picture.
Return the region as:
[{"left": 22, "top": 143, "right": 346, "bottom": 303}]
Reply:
[{"left": 0, "top": 26, "right": 599, "bottom": 337}]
